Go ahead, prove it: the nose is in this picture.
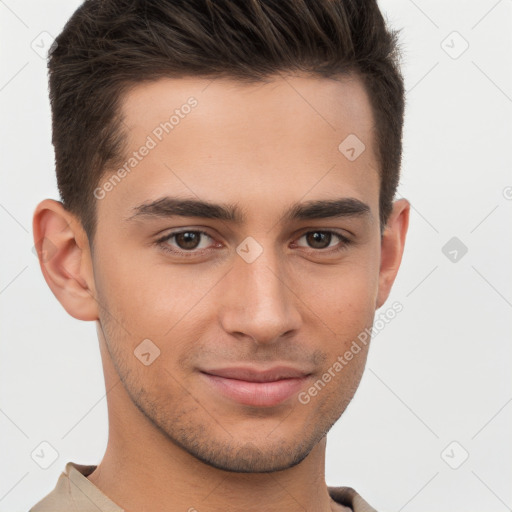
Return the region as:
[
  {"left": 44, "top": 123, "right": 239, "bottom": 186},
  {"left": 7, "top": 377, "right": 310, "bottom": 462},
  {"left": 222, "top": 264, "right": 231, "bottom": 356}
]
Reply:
[{"left": 218, "top": 243, "right": 302, "bottom": 345}]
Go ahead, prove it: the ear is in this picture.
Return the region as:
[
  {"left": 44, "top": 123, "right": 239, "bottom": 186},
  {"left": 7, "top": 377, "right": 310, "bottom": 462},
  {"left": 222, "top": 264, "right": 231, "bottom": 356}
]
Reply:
[
  {"left": 32, "top": 199, "right": 99, "bottom": 321},
  {"left": 376, "top": 198, "right": 410, "bottom": 309}
]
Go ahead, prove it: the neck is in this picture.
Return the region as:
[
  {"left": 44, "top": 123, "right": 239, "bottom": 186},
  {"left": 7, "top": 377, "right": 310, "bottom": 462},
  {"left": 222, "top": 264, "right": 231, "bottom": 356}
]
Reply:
[{"left": 88, "top": 426, "right": 344, "bottom": 512}]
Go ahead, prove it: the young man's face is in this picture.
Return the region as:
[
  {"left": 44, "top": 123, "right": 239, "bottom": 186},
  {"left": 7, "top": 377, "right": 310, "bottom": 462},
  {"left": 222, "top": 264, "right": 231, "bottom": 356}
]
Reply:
[{"left": 59, "top": 74, "right": 407, "bottom": 472}]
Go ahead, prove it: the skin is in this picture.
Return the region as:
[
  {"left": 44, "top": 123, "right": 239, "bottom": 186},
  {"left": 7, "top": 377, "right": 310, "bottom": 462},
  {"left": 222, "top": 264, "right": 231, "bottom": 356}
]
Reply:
[{"left": 33, "top": 73, "right": 409, "bottom": 512}]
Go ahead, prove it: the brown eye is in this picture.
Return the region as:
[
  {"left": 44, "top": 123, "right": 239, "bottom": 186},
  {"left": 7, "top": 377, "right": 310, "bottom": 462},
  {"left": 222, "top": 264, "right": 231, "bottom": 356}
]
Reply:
[
  {"left": 174, "top": 231, "right": 202, "bottom": 250},
  {"left": 305, "top": 231, "right": 333, "bottom": 249},
  {"left": 156, "top": 229, "right": 215, "bottom": 255},
  {"left": 294, "top": 230, "right": 352, "bottom": 254}
]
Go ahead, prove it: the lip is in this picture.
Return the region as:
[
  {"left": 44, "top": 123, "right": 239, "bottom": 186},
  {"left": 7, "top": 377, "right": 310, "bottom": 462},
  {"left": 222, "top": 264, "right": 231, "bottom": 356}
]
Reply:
[{"left": 199, "top": 366, "right": 313, "bottom": 407}]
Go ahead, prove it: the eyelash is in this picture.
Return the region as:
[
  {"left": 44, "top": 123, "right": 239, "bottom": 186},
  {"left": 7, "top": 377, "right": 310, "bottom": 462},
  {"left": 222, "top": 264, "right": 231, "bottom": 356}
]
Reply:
[{"left": 154, "top": 229, "right": 353, "bottom": 258}]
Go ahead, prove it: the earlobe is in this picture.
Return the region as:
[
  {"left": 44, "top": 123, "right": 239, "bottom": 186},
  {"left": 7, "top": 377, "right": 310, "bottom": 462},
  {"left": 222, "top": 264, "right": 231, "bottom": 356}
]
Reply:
[
  {"left": 376, "top": 198, "right": 410, "bottom": 309},
  {"left": 32, "top": 199, "right": 99, "bottom": 321}
]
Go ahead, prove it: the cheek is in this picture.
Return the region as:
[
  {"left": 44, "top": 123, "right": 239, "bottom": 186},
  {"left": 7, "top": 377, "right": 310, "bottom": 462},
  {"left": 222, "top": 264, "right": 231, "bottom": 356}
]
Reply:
[
  {"left": 93, "top": 237, "right": 201, "bottom": 334},
  {"left": 303, "top": 257, "right": 379, "bottom": 324},
  {"left": 300, "top": 258, "right": 379, "bottom": 374}
]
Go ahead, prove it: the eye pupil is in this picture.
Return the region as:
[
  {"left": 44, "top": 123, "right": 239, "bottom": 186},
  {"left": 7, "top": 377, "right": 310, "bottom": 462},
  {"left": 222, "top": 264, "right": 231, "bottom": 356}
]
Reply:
[
  {"left": 176, "top": 232, "right": 201, "bottom": 250},
  {"left": 306, "top": 231, "right": 331, "bottom": 249}
]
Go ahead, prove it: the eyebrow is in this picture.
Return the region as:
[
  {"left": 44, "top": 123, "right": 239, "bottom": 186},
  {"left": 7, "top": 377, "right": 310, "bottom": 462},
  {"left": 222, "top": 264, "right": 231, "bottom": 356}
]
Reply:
[{"left": 125, "top": 196, "right": 371, "bottom": 224}]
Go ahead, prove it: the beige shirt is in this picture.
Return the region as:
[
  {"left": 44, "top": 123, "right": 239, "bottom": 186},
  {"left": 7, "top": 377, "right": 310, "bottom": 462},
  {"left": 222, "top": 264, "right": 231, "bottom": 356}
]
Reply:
[{"left": 29, "top": 461, "right": 378, "bottom": 512}]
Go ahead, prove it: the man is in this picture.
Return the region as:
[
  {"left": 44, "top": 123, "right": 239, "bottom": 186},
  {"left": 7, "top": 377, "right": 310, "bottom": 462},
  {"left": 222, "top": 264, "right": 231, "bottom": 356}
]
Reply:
[{"left": 30, "top": 0, "right": 409, "bottom": 510}]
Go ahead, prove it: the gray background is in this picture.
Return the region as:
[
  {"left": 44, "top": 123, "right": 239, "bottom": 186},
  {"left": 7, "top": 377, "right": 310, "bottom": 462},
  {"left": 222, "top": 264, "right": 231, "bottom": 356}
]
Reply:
[{"left": 1, "top": 0, "right": 511, "bottom": 510}]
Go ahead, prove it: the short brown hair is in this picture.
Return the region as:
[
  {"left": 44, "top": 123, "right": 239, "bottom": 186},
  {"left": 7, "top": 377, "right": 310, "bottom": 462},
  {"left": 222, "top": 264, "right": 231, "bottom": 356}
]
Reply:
[{"left": 48, "top": 0, "right": 404, "bottom": 245}]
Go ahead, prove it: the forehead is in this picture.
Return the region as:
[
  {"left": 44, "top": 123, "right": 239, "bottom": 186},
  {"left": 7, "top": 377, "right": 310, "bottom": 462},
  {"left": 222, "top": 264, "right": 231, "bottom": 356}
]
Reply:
[
  {"left": 98, "top": 73, "right": 379, "bottom": 224},
  {"left": 120, "top": 73, "right": 375, "bottom": 151}
]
